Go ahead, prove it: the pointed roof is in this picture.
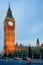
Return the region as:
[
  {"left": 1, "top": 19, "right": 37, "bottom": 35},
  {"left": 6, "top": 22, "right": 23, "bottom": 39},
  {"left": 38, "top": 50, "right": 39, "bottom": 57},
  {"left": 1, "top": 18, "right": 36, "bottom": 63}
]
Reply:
[
  {"left": 37, "top": 38, "right": 39, "bottom": 43},
  {"left": 6, "top": 4, "right": 14, "bottom": 19},
  {"left": 8, "top": 4, "right": 12, "bottom": 13}
]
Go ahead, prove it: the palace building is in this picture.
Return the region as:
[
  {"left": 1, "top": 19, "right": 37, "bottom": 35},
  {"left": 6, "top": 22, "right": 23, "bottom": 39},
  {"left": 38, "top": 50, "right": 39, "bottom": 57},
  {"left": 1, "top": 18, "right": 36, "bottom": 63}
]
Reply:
[
  {"left": 4, "top": 5, "right": 15, "bottom": 55},
  {"left": 3, "top": 5, "right": 42, "bottom": 55}
]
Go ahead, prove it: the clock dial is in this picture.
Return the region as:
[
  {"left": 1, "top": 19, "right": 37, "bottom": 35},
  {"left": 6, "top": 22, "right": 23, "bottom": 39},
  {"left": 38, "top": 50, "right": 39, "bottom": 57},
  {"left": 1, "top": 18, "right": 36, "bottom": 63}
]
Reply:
[{"left": 8, "top": 21, "right": 13, "bottom": 26}]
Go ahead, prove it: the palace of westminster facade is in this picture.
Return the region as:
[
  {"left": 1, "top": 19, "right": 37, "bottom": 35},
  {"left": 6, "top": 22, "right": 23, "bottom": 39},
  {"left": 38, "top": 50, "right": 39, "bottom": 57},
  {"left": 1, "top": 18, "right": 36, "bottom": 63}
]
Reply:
[{"left": 3, "top": 5, "right": 43, "bottom": 55}]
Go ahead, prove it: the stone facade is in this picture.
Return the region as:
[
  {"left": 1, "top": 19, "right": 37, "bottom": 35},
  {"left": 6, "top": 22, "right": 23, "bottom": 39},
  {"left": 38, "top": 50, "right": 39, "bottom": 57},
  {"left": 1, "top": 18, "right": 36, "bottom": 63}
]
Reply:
[{"left": 4, "top": 5, "right": 15, "bottom": 55}]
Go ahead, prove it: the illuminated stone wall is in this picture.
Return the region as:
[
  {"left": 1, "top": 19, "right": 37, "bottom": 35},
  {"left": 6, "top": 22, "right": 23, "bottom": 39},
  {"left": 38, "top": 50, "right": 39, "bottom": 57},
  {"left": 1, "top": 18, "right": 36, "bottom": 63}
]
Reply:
[{"left": 4, "top": 5, "right": 15, "bottom": 55}]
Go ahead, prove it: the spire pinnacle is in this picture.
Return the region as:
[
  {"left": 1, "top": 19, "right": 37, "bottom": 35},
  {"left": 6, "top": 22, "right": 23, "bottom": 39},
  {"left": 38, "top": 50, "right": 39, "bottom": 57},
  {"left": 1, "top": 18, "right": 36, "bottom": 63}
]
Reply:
[
  {"left": 37, "top": 38, "right": 39, "bottom": 43},
  {"left": 8, "top": 3, "right": 12, "bottom": 13},
  {"left": 6, "top": 4, "right": 14, "bottom": 19}
]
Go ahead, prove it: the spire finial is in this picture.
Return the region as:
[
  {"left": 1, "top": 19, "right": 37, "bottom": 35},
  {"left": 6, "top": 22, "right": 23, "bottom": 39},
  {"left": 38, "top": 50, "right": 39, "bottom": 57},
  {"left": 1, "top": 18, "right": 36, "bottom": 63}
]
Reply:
[
  {"left": 6, "top": 3, "right": 14, "bottom": 19},
  {"left": 9, "top": 3, "right": 10, "bottom": 8},
  {"left": 37, "top": 38, "right": 39, "bottom": 43},
  {"left": 7, "top": 3, "right": 12, "bottom": 13}
]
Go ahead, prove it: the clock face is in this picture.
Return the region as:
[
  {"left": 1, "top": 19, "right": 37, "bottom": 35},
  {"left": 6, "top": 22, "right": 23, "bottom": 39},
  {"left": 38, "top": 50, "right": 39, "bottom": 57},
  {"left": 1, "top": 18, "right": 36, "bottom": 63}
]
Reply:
[{"left": 8, "top": 21, "right": 13, "bottom": 26}]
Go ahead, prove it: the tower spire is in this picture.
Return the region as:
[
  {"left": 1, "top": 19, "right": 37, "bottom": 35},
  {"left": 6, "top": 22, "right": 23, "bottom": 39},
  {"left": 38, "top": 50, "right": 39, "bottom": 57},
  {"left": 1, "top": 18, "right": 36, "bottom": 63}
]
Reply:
[
  {"left": 8, "top": 3, "right": 12, "bottom": 13},
  {"left": 37, "top": 38, "right": 39, "bottom": 43},
  {"left": 6, "top": 4, "right": 13, "bottom": 19}
]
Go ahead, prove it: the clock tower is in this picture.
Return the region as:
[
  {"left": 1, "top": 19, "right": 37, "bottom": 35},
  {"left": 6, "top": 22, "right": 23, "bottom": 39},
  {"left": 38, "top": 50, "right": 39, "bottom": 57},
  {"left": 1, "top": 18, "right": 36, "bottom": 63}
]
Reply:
[{"left": 4, "top": 5, "right": 15, "bottom": 55}]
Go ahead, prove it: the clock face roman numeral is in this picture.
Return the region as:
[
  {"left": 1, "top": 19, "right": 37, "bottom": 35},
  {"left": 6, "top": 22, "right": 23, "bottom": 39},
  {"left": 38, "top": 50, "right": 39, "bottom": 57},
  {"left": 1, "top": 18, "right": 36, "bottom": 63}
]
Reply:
[{"left": 8, "top": 21, "right": 13, "bottom": 26}]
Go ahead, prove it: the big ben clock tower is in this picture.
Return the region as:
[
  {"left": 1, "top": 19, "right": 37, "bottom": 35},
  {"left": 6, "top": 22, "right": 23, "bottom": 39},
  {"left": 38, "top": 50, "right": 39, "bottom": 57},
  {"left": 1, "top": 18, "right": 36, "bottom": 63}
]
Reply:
[{"left": 4, "top": 5, "right": 15, "bottom": 55}]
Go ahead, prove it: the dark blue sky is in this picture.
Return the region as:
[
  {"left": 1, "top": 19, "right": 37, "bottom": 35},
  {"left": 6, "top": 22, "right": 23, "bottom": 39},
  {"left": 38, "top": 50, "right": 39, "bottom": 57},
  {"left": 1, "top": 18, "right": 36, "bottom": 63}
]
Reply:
[{"left": 0, "top": 0, "right": 43, "bottom": 51}]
